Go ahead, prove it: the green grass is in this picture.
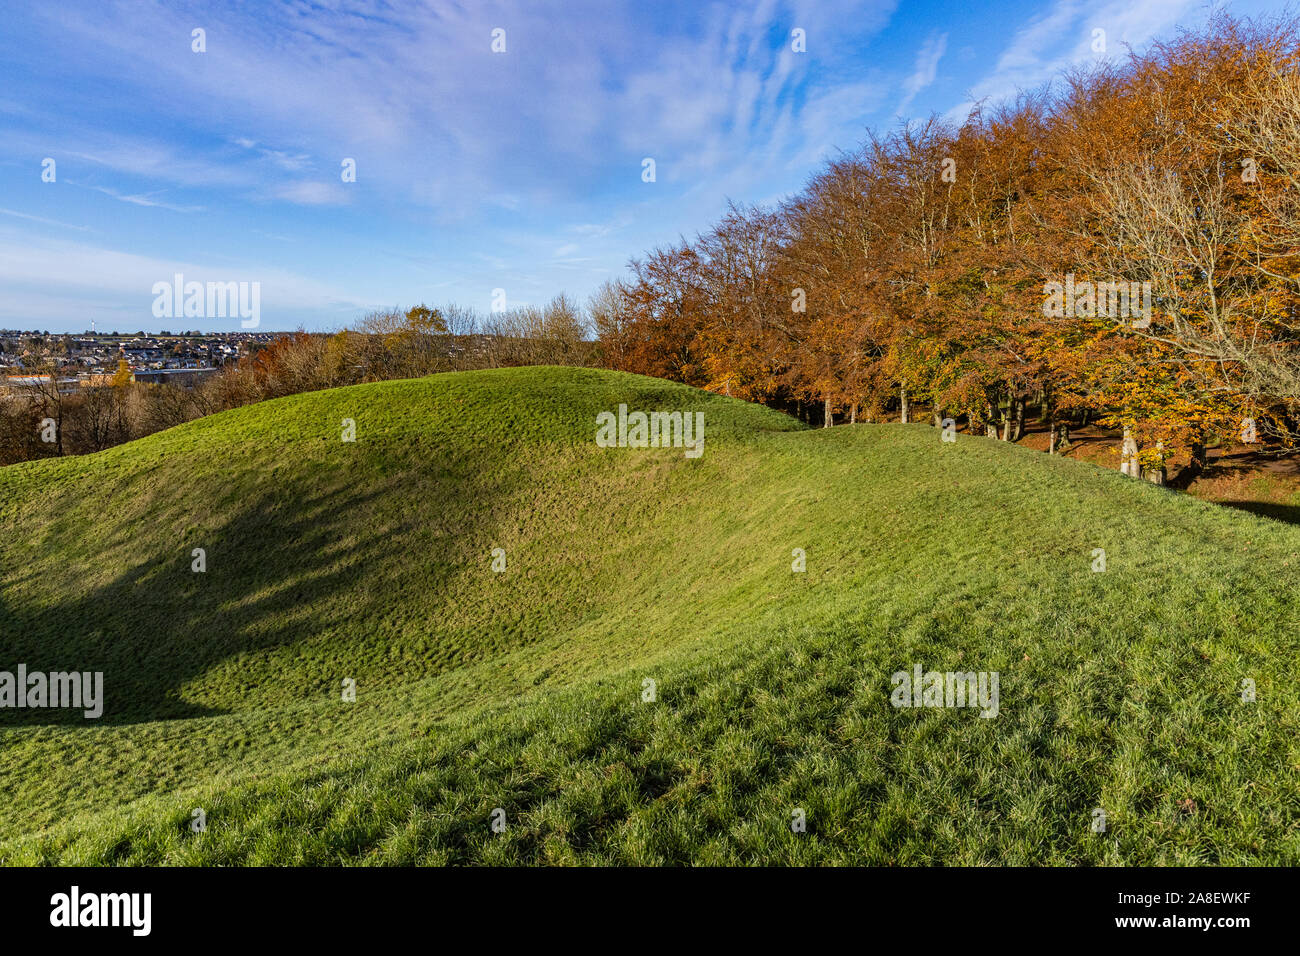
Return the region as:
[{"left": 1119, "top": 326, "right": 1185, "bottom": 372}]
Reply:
[{"left": 1, "top": 365, "right": 1297, "bottom": 864}]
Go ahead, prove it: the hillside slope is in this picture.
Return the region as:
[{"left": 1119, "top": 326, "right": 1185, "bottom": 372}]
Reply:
[{"left": 1, "top": 366, "right": 1297, "bottom": 864}]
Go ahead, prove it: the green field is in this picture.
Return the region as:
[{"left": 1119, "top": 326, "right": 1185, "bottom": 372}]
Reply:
[{"left": 1, "top": 366, "right": 1296, "bottom": 864}]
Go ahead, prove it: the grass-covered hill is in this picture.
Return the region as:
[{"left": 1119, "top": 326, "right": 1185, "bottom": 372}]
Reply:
[{"left": 1, "top": 366, "right": 1297, "bottom": 864}]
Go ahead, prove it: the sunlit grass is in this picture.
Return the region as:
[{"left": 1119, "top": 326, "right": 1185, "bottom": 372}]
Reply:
[{"left": 1, "top": 366, "right": 1297, "bottom": 864}]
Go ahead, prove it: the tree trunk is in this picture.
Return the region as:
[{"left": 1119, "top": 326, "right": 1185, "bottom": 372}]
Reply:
[
  {"left": 1120, "top": 428, "right": 1140, "bottom": 477},
  {"left": 1143, "top": 441, "right": 1167, "bottom": 485},
  {"left": 899, "top": 387, "right": 909, "bottom": 425},
  {"left": 1048, "top": 421, "right": 1057, "bottom": 455},
  {"left": 1011, "top": 398, "right": 1025, "bottom": 442},
  {"left": 850, "top": 403, "right": 857, "bottom": 425},
  {"left": 823, "top": 396, "right": 832, "bottom": 428}
]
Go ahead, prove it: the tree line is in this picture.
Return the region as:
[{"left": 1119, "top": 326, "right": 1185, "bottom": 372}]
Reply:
[{"left": 593, "top": 13, "right": 1300, "bottom": 484}]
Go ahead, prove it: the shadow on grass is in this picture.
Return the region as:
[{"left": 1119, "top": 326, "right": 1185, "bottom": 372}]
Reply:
[
  {"left": 0, "top": 452, "right": 520, "bottom": 727},
  {"left": 1216, "top": 500, "right": 1300, "bottom": 525}
]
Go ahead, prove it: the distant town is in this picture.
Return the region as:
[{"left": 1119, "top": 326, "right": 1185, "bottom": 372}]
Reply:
[{"left": 0, "top": 330, "right": 287, "bottom": 392}]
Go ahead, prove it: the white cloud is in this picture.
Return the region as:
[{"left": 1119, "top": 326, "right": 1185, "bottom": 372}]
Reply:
[
  {"left": 0, "top": 207, "right": 92, "bottom": 232},
  {"left": 258, "top": 149, "right": 313, "bottom": 173},
  {"left": 949, "top": 0, "right": 1201, "bottom": 121},
  {"left": 0, "top": 233, "right": 370, "bottom": 324},
  {"left": 19, "top": 0, "right": 898, "bottom": 220},
  {"left": 267, "top": 181, "right": 348, "bottom": 206},
  {"left": 86, "top": 185, "right": 204, "bottom": 213},
  {"left": 897, "top": 31, "right": 949, "bottom": 118}
]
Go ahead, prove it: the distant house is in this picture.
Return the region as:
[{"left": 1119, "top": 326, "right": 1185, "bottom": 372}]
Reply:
[{"left": 1, "top": 374, "right": 80, "bottom": 397}]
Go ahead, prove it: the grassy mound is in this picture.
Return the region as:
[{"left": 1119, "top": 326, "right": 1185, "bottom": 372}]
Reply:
[{"left": 1, "top": 366, "right": 1296, "bottom": 864}]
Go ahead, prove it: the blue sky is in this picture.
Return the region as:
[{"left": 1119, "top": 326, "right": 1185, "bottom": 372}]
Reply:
[{"left": 0, "top": 0, "right": 1278, "bottom": 333}]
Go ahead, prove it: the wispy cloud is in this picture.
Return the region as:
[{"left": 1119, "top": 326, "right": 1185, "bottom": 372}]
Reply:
[
  {"left": 86, "top": 185, "right": 204, "bottom": 213},
  {"left": 267, "top": 181, "right": 348, "bottom": 206},
  {"left": 949, "top": 0, "right": 1200, "bottom": 120},
  {"left": 13, "top": 0, "right": 899, "bottom": 219},
  {"left": 0, "top": 207, "right": 91, "bottom": 231},
  {"left": 0, "top": 234, "right": 374, "bottom": 325},
  {"left": 897, "top": 31, "right": 949, "bottom": 118}
]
